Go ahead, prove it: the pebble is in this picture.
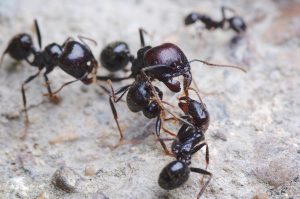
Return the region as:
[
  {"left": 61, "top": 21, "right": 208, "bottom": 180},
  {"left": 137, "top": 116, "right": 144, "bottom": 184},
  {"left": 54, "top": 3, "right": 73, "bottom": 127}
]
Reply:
[{"left": 52, "top": 166, "right": 81, "bottom": 193}]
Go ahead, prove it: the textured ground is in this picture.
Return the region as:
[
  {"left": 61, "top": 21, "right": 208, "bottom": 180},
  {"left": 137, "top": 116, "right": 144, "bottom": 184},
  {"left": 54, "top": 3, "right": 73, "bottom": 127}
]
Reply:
[{"left": 0, "top": 0, "right": 300, "bottom": 198}]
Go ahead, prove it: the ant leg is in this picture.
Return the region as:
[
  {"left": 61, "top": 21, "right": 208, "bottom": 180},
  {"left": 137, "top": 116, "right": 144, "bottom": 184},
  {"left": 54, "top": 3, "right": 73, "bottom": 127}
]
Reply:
[
  {"left": 96, "top": 74, "right": 133, "bottom": 82},
  {"left": 107, "top": 80, "right": 131, "bottom": 140},
  {"left": 155, "top": 117, "right": 173, "bottom": 155},
  {"left": 191, "top": 142, "right": 209, "bottom": 169},
  {"left": 161, "top": 127, "right": 176, "bottom": 137},
  {"left": 47, "top": 72, "right": 89, "bottom": 96},
  {"left": 77, "top": 35, "right": 97, "bottom": 57},
  {"left": 190, "top": 167, "right": 212, "bottom": 199},
  {"left": 43, "top": 67, "right": 61, "bottom": 103},
  {"left": 62, "top": 37, "right": 74, "bottom": 48},
  {"left": 21, "top": 70, "right": 41, "bottom": 123}
]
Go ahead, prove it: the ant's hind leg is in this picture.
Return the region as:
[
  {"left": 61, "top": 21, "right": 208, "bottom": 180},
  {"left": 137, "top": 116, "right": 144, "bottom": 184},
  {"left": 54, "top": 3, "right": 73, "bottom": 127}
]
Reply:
[
  {"left": 107, "top": 80, "right": 131, "bottom": 141},
  {"left": 190, "top": 167, "right": 212, "bottom": 199},
  {"left": 191, "top": 142, "right": 210, "bottom": 169}
]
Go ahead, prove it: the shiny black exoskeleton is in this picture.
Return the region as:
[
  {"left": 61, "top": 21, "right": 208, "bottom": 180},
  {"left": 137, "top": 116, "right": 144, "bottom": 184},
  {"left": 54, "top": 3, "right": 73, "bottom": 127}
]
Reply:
[
  {"left": 100, "top": 41, "right": 132, "bottom": 72},
  {"left": 178, "top": 96, "right": 209, "bottom": 132},
  {"left": 109, "top": 73, "right": 174, "bottom": 152},
  {"left": 106, "top": 29, "right": 199, "bottom": 150},
  {"left": 158, "top": 95, "right": 212, "bottom": 198},
  {"left": 0, "top": 33, "right": 35, "bottom": 64},
  {"left": 185, "top": 6, "right": 247, "bottom": 34},
  {"left": 98, "top": 29, "right": 193, "bottom": 94},
  {"left": 1, "top": 20, "right": 98, "bottom": 124}
]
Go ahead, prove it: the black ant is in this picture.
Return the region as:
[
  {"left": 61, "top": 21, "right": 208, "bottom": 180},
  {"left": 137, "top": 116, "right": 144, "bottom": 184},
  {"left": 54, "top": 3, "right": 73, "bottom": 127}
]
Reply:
[
  {"left": 105, "top": 28, "right": 245, "bottom": 149},
  {"left": 185, "top": 6, "right": 247, "bottom": 34},
  {"left": 1, "top": 20, "right": 98, "bottom": 125},
  {"left": 98, "top": 29, "right": 246, "bottom": 96},
  {"left": 158, "top": 89, "right": 212, "bottom": 198}
]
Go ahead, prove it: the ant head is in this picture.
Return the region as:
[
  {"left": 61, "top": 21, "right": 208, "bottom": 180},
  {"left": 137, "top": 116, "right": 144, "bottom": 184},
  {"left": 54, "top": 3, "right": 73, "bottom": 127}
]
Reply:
[
  {"left": 144, "top": 43, "right": 189, "bottom": 70},
  {"left": 158, "top": 160, "right": 190, "bottom": 190},
  {"left": 4, "top": 33, "right": 34, "bottom": 61},
  {"left": 228, "top": 16, "right": 247, "bottom": 33},
  {"left": 184, "top": 12, "right": 199, "bottom": 25},
  {"left": 179, "top": 96, "right": 209, "bottom": 131},
  {"left": 44, "top": 43, "right": 62, "bottom": 64},
  {"left": 100, "top": 41, "right": 131, "bottom": 72}
]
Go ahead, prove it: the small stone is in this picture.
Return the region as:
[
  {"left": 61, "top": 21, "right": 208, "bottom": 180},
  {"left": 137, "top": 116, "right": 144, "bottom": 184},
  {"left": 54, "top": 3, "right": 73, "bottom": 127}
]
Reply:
[
  {"left": 2, "top": 111, "right": 20, "bottom": 120},
  {"left": 84, "top": 166, "right": 96, "bottom": 176},
  {"left": 36, "top": 191, "right": 47, "bottom": 199},
  {"left": 253, "top": 193, "right": 269, "bottom": 199},
  {"left": 52, "top": 166, "right": 81, "bottom": 193}
]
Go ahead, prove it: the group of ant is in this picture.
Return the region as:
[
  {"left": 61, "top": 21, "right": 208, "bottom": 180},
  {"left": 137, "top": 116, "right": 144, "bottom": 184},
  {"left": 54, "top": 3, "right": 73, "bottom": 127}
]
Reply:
[{"left": 0, "top": 6, "right": 246, "bottom": 199}]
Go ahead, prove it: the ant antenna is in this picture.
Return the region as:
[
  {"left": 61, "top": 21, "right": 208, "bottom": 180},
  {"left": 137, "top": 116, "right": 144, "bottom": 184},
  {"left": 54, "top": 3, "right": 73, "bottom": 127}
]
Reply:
[
  {"left": 34, "top": 19, "right": 42, "bottom": 49},
  {"left": 139, "top": 28, "right": 148, "bottom": 47},
  {"left": 188, "top": 59, "right": 247, "bottom": 73}
]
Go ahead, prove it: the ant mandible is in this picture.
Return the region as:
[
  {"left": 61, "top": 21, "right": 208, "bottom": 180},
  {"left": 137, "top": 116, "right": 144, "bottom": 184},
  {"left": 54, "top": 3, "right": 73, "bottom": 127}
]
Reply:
[
  {"left": 185, "top": 6, "right": 247, "bottom": 34},
  {"left": 158, "top": 89, "right": 212, "bottom": 198}
]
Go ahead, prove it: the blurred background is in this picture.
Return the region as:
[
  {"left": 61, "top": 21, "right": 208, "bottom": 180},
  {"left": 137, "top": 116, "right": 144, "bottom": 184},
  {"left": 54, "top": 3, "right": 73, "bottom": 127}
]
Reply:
[{"left": 0, "top": 0, "right": 299, "bottom": 198}]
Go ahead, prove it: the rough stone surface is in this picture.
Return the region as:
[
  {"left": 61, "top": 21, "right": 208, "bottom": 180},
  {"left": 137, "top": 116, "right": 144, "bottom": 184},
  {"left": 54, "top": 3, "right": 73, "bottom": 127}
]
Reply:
[{"left": 0, "top": 0, "right": 300, "bottom": 199}]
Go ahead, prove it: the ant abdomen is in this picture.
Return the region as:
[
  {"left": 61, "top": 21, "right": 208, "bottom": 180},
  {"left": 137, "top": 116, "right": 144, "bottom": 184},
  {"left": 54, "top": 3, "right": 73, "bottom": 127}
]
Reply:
[
  {"left": 158, "top": 160, "right": 190, "bottom": 190},
  {"left": 59, "top": 41, "right": 96, "bottom": 79},
  {"left": 143, "top": 101, "right": 161, "bottom": 119},
  {"left": 100, "top": 41, "right": 131, "bottom": 72},
  {"left": 4, "top": 33, "right": 34, "bottom": 61},
  {"left": 126, "top": 81, "right": 151, "bottom": 112}
]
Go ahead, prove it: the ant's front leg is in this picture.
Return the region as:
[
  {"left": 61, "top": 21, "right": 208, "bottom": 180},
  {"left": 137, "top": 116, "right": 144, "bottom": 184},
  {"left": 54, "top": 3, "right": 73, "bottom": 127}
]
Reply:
[
  {"left": 21, "top": 70, "right": 41, "bottom": 124},
  {"left": 107, "top": 80, "right": 131, "bottom": 141},
  {"left": 43, "top": 66, "right": 60, "bottom": 104}
]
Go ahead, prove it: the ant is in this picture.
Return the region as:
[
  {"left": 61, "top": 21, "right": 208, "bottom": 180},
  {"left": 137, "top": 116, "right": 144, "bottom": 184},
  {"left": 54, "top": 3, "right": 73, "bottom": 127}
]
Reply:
[
  {"left": 185, "top": 6, "right": 247, "bottom": 34},
  {"left": 104, "top": 28, "right": 245, "bottom": 150},
  {"left": 105, "top": 29, "right": 202, "bottom": 152},
  {"left": 97, "top": 29, "right": 193, "bottom": 94},
  {"left": 158, "top": 89, "right": 212, "bottom": 198},
  {"left": 1, "top": 20, "right": 98, "bottom": 125},
  {"left": 98, "top": 29, "right": 246, "bottom": 96}
]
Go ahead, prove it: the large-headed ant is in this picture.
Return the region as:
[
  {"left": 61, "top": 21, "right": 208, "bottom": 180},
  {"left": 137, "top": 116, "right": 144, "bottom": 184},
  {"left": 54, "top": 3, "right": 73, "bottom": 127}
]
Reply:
[
  {"left": 103, "top": 29, "right": 245, "bottom": 150},
  {"left": 1, "top": 20, "right": 98, "bottom": 125},
  {"left": 158, "top": 90, "right": 211, "bottom": 198},
  {"left": 185, "top": 6, "right": 247, "bottom": 35}
]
